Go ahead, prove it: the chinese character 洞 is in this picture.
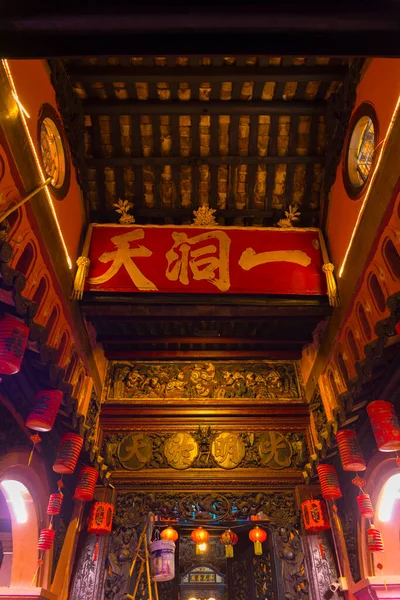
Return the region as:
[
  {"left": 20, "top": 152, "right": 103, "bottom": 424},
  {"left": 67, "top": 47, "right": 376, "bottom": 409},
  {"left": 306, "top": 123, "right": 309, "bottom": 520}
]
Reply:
[
  {"left": 165, "top": 230, "right": 231, "bottom": 292},
  {"left": 89, "top": 229, "right": 157, "bottom": 290}
]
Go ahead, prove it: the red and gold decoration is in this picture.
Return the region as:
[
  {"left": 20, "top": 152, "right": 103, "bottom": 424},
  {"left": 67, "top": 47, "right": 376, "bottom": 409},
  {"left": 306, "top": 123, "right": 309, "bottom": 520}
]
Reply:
[
  {"left": 356, "top": 494, "right": 374, "bottom": 519},
  {"left": 316, "top": 464, "right": 342, "bottom": 500},
  {"left": 160, "top": 526, "right": 179, "bottom": 543},
  {"left": 0, "top": 314, "right": 29, "bottom": 375},
  {"left": 37, "top": 528, "right": 55, "bottom": 551},
  {"left": 27, "top": 433, "right": 42, "bottom": 466},
  {"left": 336, "top": 429, "right": 366, "bottom": 471},
  {"left": 88, "top": 501, "right": 115, "bottom": 561},
  {"left": 47, "top": 493, "right": 63, "bottom": 515},
  {"left": 26, "top": 389, "right": 63, "bottom": 432},
  {"left": 78, "top": 224, "right": 332, "bottom": 299},
  {"left": 220, "top": 529, "right": 238, "bottom": 558},
  {"left": 191, "top": 527, "right": 210, "bottom": 555},
  {"left": 301, "top": 500, "right": 330, "bottom": 533},
  {"left": 249, "top": 526, "right": 267, "bottom": 556},
  {"left": 73, "top": 466, "right": 98, "bottom": 502},
  {"left": 367, "top": 400, "right": 400, "bottom": 451},
  {"left": 53, "top": 433, "right": 84, "bottom": 474},
  {"left": 367, "top": 526, "right": 384, "bottom": 553}
]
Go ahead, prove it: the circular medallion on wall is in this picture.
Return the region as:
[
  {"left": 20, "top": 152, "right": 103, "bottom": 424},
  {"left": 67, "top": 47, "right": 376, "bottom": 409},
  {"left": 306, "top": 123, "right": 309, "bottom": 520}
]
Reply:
[{"left": 37, "top": 103, "right": 70, "bottom": 199}]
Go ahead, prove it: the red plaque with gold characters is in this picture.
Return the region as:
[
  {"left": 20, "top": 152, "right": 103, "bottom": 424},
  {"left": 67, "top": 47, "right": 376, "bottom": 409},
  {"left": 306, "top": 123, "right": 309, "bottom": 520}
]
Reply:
[{"left": 79, "top": 224, "right": 332, "bottom": 297}]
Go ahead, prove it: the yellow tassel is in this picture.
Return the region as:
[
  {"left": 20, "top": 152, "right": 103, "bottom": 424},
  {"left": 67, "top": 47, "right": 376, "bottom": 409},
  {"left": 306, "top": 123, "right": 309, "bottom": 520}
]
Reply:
[
  {"left": 254, "top": 540, "right": 262, "bottom": 555},
  {"left": 226, "top": 545, "right": 234, "bottom": 558},
  {"left": 27, "top": 447, "right": 34, "bottom": 467},
  {"left": 71, "top": 256, "right": 90, "bottom": 300},
  {"left": 322, "top": 263, "right": 340, "bottom": 307}
]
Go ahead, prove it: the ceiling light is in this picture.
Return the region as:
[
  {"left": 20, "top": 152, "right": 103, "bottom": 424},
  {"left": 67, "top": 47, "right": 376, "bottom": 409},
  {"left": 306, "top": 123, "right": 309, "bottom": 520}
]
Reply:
[{"left": 0, "top": 479, "right": 31, "bottom": 524}]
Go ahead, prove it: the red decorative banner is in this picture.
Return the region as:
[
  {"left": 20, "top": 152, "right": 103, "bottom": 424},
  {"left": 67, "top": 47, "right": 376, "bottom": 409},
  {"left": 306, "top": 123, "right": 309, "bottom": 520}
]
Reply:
[{"left": 84, "top": 224, "right": 328, "bottom": 296}]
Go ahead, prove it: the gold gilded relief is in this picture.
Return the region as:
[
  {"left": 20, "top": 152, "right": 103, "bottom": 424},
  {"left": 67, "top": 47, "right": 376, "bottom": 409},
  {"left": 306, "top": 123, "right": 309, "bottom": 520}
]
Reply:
[
  {"left": 258, "top": 432, "right": 292, "bottom": 469},
  {"left": 211, "top": 432, "right": 246, "bottom": 469},
  {"left": 164, "top": 432, "right": 199, "bottom": 470},
  {"left": 118, "top": 433, "right": 153, "bottom": 470}
]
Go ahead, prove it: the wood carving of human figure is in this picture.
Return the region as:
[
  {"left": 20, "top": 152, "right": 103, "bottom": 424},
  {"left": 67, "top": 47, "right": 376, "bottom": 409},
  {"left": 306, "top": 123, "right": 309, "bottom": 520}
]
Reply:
[{"left": 104, "top": 526, "right": 138, "bottom": 600}]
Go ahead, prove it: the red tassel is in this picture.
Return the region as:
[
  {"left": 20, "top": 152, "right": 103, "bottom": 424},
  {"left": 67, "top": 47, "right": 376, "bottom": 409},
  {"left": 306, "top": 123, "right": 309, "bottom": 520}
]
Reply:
[
  {"left": 93, "top": 539, "right": 99, "bottom": 562},
  {"left": 318, "top": 535, "right": 325, "bottom": 559}
]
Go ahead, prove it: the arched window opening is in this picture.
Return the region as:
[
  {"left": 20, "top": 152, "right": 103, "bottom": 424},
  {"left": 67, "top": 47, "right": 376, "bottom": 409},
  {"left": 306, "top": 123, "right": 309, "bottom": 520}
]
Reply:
[
  {"left": 383, "top": 238, "right": 400, "bottom": 281},
  {"left": 46, "top": 305, "right": 59, "bottom": 339},
  {"left": 6, "top": 208, "right": 21, "bottom": 234},
  {"left": 357, "top": 303, "right": 372, "bottom": 341},
  {"left": 65, "top": 352, "right": 78, "bottom": 383},
  {"left": 368, "top": 273, "right": 386, "bottom": 313},
  {"left": 372, "top": 471, "right": 400, "bottom": 577},
  {"left": 377, "top": 473, "right": 400, "bottom": 523},
  {"left": 337, "top": 353, "right": 349, "bottom": 385},
  {"left": 0, "top": 486, "right": 12, "bottom": 586},
  {"left": 57, "top": 332, "right": 68, "bottom": 365},
  {"left": 74, "top": 372, "right": 85, "bottom": 400},
  {"left": 32, "top": 277, "right": 48, "bottom": 310},
  {"left": 346, "top": 329, "right": 360, "bottom": 362},
  {"left": 15, "top": 242, "right": 34, "bottom": 276},
  {"left": 328, "top": 371, "right": 340, "bottom": 402}
]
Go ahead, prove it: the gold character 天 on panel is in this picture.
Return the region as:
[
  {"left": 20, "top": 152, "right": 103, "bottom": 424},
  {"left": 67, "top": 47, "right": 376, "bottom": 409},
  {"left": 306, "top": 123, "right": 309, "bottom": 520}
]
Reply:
[{"left": 118, "top": 433, "right": 153, "bottom": 470}]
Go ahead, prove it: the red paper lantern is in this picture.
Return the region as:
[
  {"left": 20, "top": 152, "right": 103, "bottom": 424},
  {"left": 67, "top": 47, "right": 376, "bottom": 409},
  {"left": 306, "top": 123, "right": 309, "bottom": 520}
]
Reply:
[
  {"left": 0, "top": 315, "right": 29, "bottom": 375},
  {"left": 191, "top": 527, "right": 210, "bottom": 554},
  {"left": 26, "top": 390, "right": 63, "bottom": 432},
  {"left": 220, "top": 529, "right": 238, "bottom": 558},
  {"left": 47, "top": 493, "right": 63, "bottom": 515},
  {"left": 317, "top": 464, "right": 342, "bottom": 500},
  {"left": 73, "top": 466, "right": 98, "bottom": 502},
  {"left": 367, "top": 401, "right": 400, "bottom": 451},
  {"left": 249, "top": 526, "right": 267, "bottom": 556},
  {"left": 160, "top": 526, "right": 179, "bottom": 543},
  {"left": 367, "top": 526, "right": 384, "bottom": 553},
  {"left": 53, "top": 433, "right": 83, "bottom": 474},
  {"left": 87, "top": 502, "right": 114, "bottom": 536},
  {"left": 301, "top": 500, "right": 330, "bottom": 533},
  {"left": 37, "top": 528, "right": 55, "bottom": 551},
  {"left": 395, "top": 321, "right": 400, "bottom": 336},
  {"left": 356, "top": 493, "right": 374, "bottom": 519},
  {"left": 336, "top": 430, "right": 366, "bottom": 471}
]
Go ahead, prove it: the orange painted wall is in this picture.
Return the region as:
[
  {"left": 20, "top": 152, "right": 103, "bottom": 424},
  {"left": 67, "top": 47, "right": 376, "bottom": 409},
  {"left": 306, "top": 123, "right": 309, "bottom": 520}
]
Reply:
[
  {"left": 326, "top": 58, "right": 400, "bottom": 269},
  {"left": 7, "top": 59, "right": 85, "bottom": 264}
]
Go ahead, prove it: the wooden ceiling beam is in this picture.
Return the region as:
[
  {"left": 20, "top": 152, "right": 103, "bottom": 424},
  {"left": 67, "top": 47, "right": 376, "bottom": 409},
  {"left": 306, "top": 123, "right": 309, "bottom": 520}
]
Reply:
[
  {"left": 97, "top": 336, "right": 310, "bottom": 345},
  {"left": 86, "top": 155, "right": 323, "bottom": 167},
  {"left": 68, "top": 64, "right": 347, "bottom": 83},
  {"left": 104, "top": 349, "right": 301, "bottom": 359},
  {"left": 83, "top": 99, "right": 326, "bottom": 116}
]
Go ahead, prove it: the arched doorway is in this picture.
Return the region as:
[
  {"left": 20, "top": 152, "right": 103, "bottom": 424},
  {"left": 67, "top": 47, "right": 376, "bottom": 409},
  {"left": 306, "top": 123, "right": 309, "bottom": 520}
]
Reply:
[
  {"left": 374, "top": 471, "right": 400, "bottom": 576},
  {"left": 0, "top": 489, "right": 12, "bottom": 586}
]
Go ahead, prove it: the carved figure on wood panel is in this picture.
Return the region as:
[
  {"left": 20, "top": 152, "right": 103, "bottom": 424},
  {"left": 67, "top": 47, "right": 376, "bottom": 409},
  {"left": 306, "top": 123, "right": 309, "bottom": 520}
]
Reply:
[
  {"left": 276, "top": 528, "right": 309, "bottom": 600},
  {"left": 104, "top": 526, "right": 138, "bottom": 600}
]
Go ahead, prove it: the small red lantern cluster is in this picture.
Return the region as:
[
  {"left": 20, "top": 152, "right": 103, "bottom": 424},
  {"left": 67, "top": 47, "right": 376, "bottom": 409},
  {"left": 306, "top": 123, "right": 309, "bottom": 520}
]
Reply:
[
  {"left": 220, "top": 529, "right": 238, "bottom": 558},
  {"left": 53, "top": 433, "right": 84, "bottom": 474},
  {"left": 73, "top": 466, "right": 98, "bottom": 502},
  {"left": 37, "top": 528, "right": 55, "bottom": 551},
  {"left": 249, "top": 526, "right": 267, "bottom": 556},
  {"left": 301, "top": 500, "right": 330, "bottom": 533},
  {"left": 47, "top": 493, "right": 63, "bottom": 515},
  {"left": 316, "top": 464, "right": 342, "bottom": 500},
  {"left": 367, "top": 400, "right": 400, "bottom": 452},
  {"left": 367, "top": 526, "right": 384, "bottom": 553},
  {"left": 0, "top": 314, "right": 29, "bottom": 376},
  {"left": 88, "top": 501, "right": 115, "bottom": 561},
  {"left": 336, "top": 430, "right": 366, "bottom": 471},
  {"left": 356, "top": 494, "right": 374, "bottom": 519},
  {"left": 26, "top": 390, "right": 63, "bottom": 432}
]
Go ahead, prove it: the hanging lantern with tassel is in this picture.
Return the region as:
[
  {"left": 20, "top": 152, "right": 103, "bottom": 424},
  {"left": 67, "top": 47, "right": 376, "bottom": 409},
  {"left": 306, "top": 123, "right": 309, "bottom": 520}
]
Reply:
[
  {"left": 160, "top": 526, "right": 179, "bottom": 543},
  {"left": 0, "top": 315, "right": 29, "bottom": 376},
  {"left": 88, "top": 502, "right": 114, "bottom": 561},
  {"left": 26, "top": 390, "right": 63, "bottom": 432},
  {"left": 336, "top": 430, "right": 366, "bottom": 471},
  {"left": 316, "top": 464, "right": 342, "bottom": 500},
  {"left": 73, "top": 466, "right": 98, "bottom": 502},
  {"left": 301, "top": 500, "right": 330, "bottom": 533},
  {"left": 249, "top": 526, "right": 267, "bottom": 556},
  {"left": 220, "top": 529, "right": 238, "bottom": 558},
  {"left": 367, "top": 526, "right": 384, "bottom": 553},
  {"left": 53, "top": 433, "right": 83, "bottom": 474},
  {"left": 356, "top": 494, "right": 374, "bottom": 519},
  {"left": 37, "top": 528, "right": 55, "bottom": 551},
  {"left": 191, "top": 527, "right": 209, "bottom": 554},
  {"left": 367, "top": 401, "right": 400, "bottom": 452},
  {"left": 47, "top": 493, "right": 63, "bottom": 516},
  {"left": 150, "top": 539, "right": 176, "bottom": 582}
]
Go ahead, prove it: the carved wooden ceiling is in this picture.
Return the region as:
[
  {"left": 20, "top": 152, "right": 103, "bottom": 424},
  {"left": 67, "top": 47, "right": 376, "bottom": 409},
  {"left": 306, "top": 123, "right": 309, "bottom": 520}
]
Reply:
[{"left": 62, "top": 55, "right": 350, "bottom": 226}]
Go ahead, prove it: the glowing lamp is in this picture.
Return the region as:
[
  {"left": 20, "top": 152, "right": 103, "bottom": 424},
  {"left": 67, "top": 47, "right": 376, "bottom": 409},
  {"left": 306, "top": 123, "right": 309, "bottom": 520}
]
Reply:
[
  {"left": 160, "top": 526, "right": 179, "bottom": 542},
  {"left": 73, "top": 466, "right": 98, "bottom": 502},
  {"left": 316, "top": 464, "right": 342, "bottom": 500},
  {"left": 367, "top": 400, "right": 400, "bottom": 451},
  {"left": 191, "top": 527, "right": 209, "bottom": 554},
  {"left": 53, "top": 433, "right": 83, "bottom": 474},
  {"left": 301, "top": 500, "right": 330, "bottom": 533},
  {"left": 367, "top": 526, "right": 384, "bottom": 553},
  {"left": 336, "top": 430, "right": 366, "bottom": 471},
  {"left": 0, "top": 315, "right": 29, "bottom": 375},
  {"left": 220, "top": 529, "right": 238, "bottom": 558},
  {"left": 37, "top": 528, "right": 55, "bottom": 551},
  {"left": 0, "top": 480, "right": 30, "bottom": 524},
  {"left": 249, "top": 526, "right": 267, "bottom": 556},
  {"left": 26, "top": 390, "right": 63, "bottom": 432}
]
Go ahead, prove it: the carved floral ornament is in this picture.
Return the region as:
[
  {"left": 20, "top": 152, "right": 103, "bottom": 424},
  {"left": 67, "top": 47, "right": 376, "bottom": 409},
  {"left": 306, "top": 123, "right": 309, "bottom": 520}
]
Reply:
[{"left": 105, "top": 428, "right": 305, "bottom": 472}]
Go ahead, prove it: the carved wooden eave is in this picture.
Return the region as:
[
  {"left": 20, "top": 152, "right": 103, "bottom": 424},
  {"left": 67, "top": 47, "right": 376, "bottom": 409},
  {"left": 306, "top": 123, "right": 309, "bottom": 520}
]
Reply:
[{"left": 0, "top": 238, "right": 111, "bottom": 485}]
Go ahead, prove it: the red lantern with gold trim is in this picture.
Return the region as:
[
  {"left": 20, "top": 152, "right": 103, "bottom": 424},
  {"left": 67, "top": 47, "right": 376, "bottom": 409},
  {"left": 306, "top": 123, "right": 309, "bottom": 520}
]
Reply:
[
  {"left": 336, "top": 430, "right": 366, "bottom": 471},
  {"left": 367, "top": 400, "right": 400, "bottom": 451},
  {"left": 47, "top": 493, "right": 63, "bottom": 515},
  {"left": 73, "top": 466, "right": 98, "bottom": 502},
  {"left": 53, "top": 433, "right": 83, "bottom": 474},
  {"left": 356, "top": 493, "right": 374, "bottom": 519},
  {"left": 160, "top": 526, "right": 179, "bottom": 543},
  {"left": 249, "top": 526, "right": 267, "bottom": 556},
  {"left": 301, "top": 500, "right": 330, "bottom": 533},
  {"left": 26, "top": 390, "right": 63, "bottom": 432},
  {"left": 220, "top": 529, "right": 238, "bottom": 558},
  {"left": 367, "top": 526, "right": 384, "bottom": 553},
  {"left": 317, "top": 464, "right": 342, "bottom": 500},
  {"left": 37, "top": 528, "right": 55, "bottom": 551},
  {"left": 88, "top": 502, "right": 114, "bottom": 561},
  {"left": 191, "top": 527, "right": 210, "bottom": 554},
  {"left": 0, "top": 315, "right": 29, "bottom": 375}
]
